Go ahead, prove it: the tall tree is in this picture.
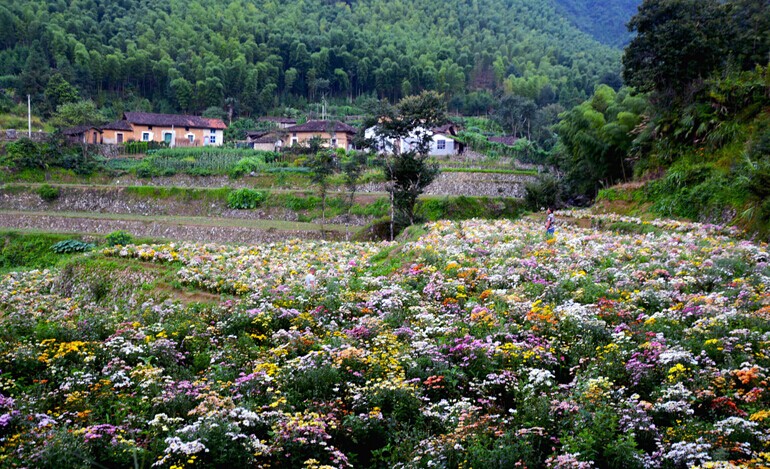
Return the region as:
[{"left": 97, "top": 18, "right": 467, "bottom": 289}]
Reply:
[
  {"left": 494, "top": 95, "right": 538, "bottom": 139},
  {"left": 366, "top": 91, "right": 446, "bottom": 238},
  {"left": 622, "top": 0, "right": 727, "bottom": 99}
]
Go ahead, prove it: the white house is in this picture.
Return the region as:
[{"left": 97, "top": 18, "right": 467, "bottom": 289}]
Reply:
[{"left": 364, "top": 123, "right": 462, "bottom": 156}]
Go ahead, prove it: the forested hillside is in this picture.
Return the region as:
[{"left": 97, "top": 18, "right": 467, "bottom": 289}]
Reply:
[
  {"left": 553, "top": 0, "right": 640, "bottom": 47},
  {"left": 0, "top": 0, "right": 623, "bottom": 118},
  {"left": 538, "top": 0, "right": 770, "bottom": 237}
]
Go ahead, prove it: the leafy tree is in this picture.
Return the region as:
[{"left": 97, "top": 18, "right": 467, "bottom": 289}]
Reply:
[
  {"left": 49, "top": 100, "right": 105, "bottom": 128},
  {"left": 554, "top": 86, "right": 645, "bottom": 198},
  {"left": 44, "top": 74, "right": 79, "bottom": 116},
  {"left": 170, "top": 78, "right": 194, "bottom": 112},
  {"left": 367, "top": 91, "right": 445, "bottom": 238},
  {"left": 622, "top": 0, "right": 727, "bottom": 99},
  {"left": 307, "top": 150, "right": 338, "bottom": 231},
  {"left": 224, "top": 118, "right": 257, "bottom": 142},
  {"left": 494, "top": 95, "right": 538, "bottom": 139},
  {"left": 202, "top": 106, "right": 226, "bottom": 120}
]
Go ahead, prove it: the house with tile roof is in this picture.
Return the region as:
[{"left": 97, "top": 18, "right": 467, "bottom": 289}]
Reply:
[
  {"left": 364, "top": 123, "right": 463, "bottom": 156},
  {"left": 246, "top": 131, "right": 285, "bottom": 151},
  {"left": 99, "top": 112, "right": 227, "bottom": 146},
  {"left": 285, "top": 120, "right": 358, "bottom": 150}
]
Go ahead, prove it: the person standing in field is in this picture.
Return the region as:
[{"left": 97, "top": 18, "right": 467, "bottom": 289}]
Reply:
[
  {"left": 305, "top": 267, "right": 317, "bottom": 290},
  {"left": 545, "top": 207, "right": 555, "bottom": 239}
]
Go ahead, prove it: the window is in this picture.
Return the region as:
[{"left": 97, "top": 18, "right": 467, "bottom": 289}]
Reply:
[
  {"left": 148, "top": 126, "right": 153, "bottom": 130},
  {"left": 210, "top": 129, "right": 216, "bottom": 134},
  {"left": 209, "top": 135, "right": 216, "bottom": 144},
  {"left": 437, "top": 139, "right": 446, "bottom": 150},
  {"left": 142, "top": 132, "right": 150, "bottom": 141},
  {"left": 187, "top": 134, "right": 194, "bottom": 143},
  {"left": 331, "top": 138, "right": 337, "bottom": 147},
  {"left": 291, "top": 138, "right": 298, "bottom": 145},
  {"left": 117, "top": 133, "right": 123, "bottom": 143}
]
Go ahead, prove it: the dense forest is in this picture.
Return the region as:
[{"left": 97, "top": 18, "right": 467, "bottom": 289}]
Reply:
[
  {"left": 539, "top": 0, "right": 770, "bottom": 235},
  {"left": 0, "top": 0, "right": 632, "bottom": 119},
  {"left": 553, "top": 0, "right": 640, "bottom": 47}
]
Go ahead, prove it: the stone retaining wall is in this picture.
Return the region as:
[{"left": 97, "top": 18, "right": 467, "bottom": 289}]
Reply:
[
  {"left": 0, "top": 213, "right": 339, "bottom": 243},
  {"left": 106, "top": 171, "right": 534, "bottom": 197}
]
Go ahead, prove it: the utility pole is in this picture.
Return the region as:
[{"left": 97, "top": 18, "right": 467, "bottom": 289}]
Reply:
[{"left": 27, "top": 95, "right": 32, "bottom": 137}]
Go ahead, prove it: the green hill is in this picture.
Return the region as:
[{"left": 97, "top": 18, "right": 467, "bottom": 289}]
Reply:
[
  {"left": 553, "top": 0, "right": 641, "bottom": 47},
  {"left": 0, "top": 0, "right": 623, "bottom": 117}
]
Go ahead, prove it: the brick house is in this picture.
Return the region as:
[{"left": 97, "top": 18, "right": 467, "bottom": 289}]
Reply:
[
  {"left": 99, "top": 112, "right": 227, "bottom": 146},
  {"left": 285, "top": 120, "right": 358, "bottom": 150}
]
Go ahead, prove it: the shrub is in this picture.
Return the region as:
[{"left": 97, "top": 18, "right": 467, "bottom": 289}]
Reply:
[
  {"left": 229, "top": 157, "right": 266, "bottom": 178},
  {"left": 51, "top": 240, "right": 95, "bottom": 253},
  {"left": 226, "top": 188, "right": 266, "bottom": 209},
  {"left": 37, "top": 184, "right": 60, "bottom": 202},
  {"left": 105, "top": 230, "right": 133, "bottom": 246},
  {"left": 524, "top": 173, "right": 562, "bottom": 210}
]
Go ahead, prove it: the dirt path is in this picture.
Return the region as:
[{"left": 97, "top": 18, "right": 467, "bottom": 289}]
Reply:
[{"left": 0, "top": 211, "right": 348, "bottom": 243}]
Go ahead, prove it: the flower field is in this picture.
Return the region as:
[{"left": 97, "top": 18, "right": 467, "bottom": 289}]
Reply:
[{"left": 1, "top": 213, "right": 769, "bottom": 468}]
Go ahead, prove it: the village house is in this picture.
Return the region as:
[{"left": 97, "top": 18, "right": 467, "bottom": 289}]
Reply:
[
  {"left": 62, "top": 125, "right": 103, "bottom": 144},
  {"left": 285, "top": 120, "right": 358, "bottom": 150},
  {"left": 364, "top": 123, "right": 463, "bottom": 156},
  {"left": 246, "top": 131, "right": 284, "bottom": 151},
  {"left": 99, "top": 112, "right": 226, "bottom": 146}
]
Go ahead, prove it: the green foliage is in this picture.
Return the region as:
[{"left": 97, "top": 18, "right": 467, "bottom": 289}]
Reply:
[
  {"left": 553, "top": 0, "right": 639, "bottom": 47},
  {"left": 524, "top": 173, "right": 563, "bottom": 210},
  {"left": 226, "top": 188, "right": 266, "bottom": 210},
  {"left": 416, "top": 196, "right": 525, "bottom": 221},
  {"left": 136, "top": 148, "right": 268, "bottom": 177},
  {"left": 49, "top": 99, "right": 106, "bottom": 128},
  {"left": 494, "top": 95, "right": 538, "bottom": 139},
  {"left": 51, "top": 239, "right": 95, "bottom": 253},
  {"left": 2, "top": 136, "right": 100, "bottom": 174},
  {"left": 553, "top": 86, "right": 644, "bottom": 198},
  {"left": 224, "top": 118, "right": 257, "bottom": 142},
  {"left": 105, "top": 230, "right": 133, "bottom": 247},
  {"left": 0, "top": 231, "right": 77, "bottom": 272},
  {"left": 229, "top": 156, "right": 268, "bottom": 178},
  {"left": 36, "top": 184, "right": 59, "bottom": 202},
  {"left": 2, "top": 0, "right": 623, "bottom": 118},
  {"left": 369, "top": 92, "right": 446, "bottom": 232}
]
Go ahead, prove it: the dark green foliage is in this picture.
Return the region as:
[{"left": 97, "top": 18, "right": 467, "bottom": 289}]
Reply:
[
  {"left": 1, "top": 0, "right": 624, "bottom": 117},
  {"left": 51, "top": 239, "right": 95, "bottom": 254},
  {"left": 553, "top": 86, "right": 645, "bottom": 198},
  {"left": 622, "top": 0, "right": 727, "bottom": 96},
  {"left": 105, "top": 230, "right": 133, "bottom": 247},
  {"left": 307, "top": 150, "right": 338, "bottom": 224},
  {"left": 417, "top": 196, "right": 525, "bottom": 221},
  {"left": 524, "top": 174, "right": 563, "bottom": 210},
  {"left": 224, "top": 118, "right": 257, "bottom": 142},
  {"left": 2, "top": 136, "right": 100, "bottom": 175},
  {"left": 36, "top": 184, "right": 59, "bottom": 202},
  {"left": 226, "top": 188, "right": 266, "bottom": 210},
  {"left": 494, "top": 95, "right": 538, "bottom": 140},
  {"left": 553, "top": 0, "right": 640, "bottom": 47}
]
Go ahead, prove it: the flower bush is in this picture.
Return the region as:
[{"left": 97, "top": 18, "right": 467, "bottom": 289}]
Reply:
[{"left": 0, "top": 212, "right": 769, "bottom": 467}]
